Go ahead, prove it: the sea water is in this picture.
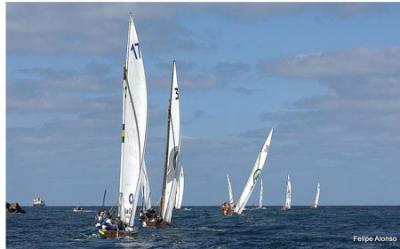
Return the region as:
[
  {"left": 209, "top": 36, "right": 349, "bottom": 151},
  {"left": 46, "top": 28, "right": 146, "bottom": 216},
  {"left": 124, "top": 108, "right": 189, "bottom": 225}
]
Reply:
[{"left": 6, "top": 206, "right": 400, "bottom": 248}]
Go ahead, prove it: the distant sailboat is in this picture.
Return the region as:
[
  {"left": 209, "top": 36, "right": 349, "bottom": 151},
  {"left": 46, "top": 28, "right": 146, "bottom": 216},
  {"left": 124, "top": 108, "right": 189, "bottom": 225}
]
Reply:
[
  {"left": 229, "top": 128, "right": 273, "bottom": 215},
  {"left": 97, "top": 15, "right": 147, "bottom": 238},
  {"left": 311, "top": 183, "right": 320, "bottom": 209},
  {"left": 283, "top": 175, "right": 292, "bottom": 210},
  {"left": 175, "top": 167, "right": 184, "bottom": 209},
  {"left": 73, "top": 207, "right": 84, "bottom": 212},
  {"left": 258, "top": 179, "right": 263, "bottom": 209}
]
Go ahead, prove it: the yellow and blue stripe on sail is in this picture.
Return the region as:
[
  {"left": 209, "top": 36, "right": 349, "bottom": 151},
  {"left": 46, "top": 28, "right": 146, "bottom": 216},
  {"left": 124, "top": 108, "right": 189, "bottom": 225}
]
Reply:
[{"left": 121, "top": 124, "right": 125, "bottom": 143}]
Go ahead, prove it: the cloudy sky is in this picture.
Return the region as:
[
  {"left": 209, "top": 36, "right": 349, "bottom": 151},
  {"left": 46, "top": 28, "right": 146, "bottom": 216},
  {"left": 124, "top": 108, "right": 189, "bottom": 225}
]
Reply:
[{"left": 6, "top": 3, "right": 400, "bottom": 206}]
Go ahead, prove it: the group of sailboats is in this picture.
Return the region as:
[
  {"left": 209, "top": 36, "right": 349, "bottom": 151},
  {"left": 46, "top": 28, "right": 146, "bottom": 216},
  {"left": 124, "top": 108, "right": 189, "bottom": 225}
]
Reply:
[
  {"left": 96, "top": 14, "right": 322, "bottom": 238},
  {"left": 224, "top": 172, "right": 320, "bottom": 213},
  {"left": 282, "top": 176, "right": 320, "bottom": 210},
  {"left": 96, "top": 15, "right": 184, "bottom": 237},
  {"left": 221, "top": 171, "right": 320, "bottom": 215},
  {"left": 222, "top": 149, "right": 321, "bottom": 214}
]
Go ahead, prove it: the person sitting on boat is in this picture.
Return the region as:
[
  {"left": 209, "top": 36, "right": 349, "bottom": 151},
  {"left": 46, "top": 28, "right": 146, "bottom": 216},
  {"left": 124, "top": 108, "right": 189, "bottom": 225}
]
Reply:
[
  {"left": 145, "top": 208, "right": 157, "bottom": 219},
  {"left": 101, "top": 212, "right": 118, "bottom": 231},
  {"left": 114, "top": 216, "right": 125, "bottom": 230},
  {"left": 220, "top": 202, "right": 234, "bottom": 215},
  {"left": 139, "top": 208, "right": 165, "bottom": 226},
  {"left": 95, "top": 210, "right": 106, "bottom": 229}
]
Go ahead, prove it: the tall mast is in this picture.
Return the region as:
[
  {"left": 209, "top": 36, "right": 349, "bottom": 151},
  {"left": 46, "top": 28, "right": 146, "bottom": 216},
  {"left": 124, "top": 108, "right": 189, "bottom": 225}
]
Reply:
[{"left": 118, "top": 16, "right": 131, "bottom": 218}]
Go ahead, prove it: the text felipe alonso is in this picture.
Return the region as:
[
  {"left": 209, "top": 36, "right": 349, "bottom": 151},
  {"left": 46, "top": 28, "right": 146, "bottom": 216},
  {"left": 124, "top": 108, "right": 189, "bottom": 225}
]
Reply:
[{"left": 353, "top": 235, "right": 397, "bottom": 243}]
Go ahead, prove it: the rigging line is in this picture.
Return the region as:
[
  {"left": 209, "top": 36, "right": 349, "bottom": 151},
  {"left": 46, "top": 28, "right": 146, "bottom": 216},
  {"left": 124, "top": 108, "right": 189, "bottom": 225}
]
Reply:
[
  {"left": 118, "top": 81, "right": 128, "bottom": 218},
  {"left": 119, "top": 15, "right": 131, "bottom": 218},
  {"left": 160, "top": 101, "right": 172, "bottom": 217}
]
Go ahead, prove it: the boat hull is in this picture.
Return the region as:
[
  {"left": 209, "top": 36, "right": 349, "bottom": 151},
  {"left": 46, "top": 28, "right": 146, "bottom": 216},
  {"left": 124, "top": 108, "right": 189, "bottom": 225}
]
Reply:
[
  {"left": 142, "top": 219, "right": 169, "bottom": 228},
  {"left": 98, "top": 229, "right": 137, "bottom": 238}
]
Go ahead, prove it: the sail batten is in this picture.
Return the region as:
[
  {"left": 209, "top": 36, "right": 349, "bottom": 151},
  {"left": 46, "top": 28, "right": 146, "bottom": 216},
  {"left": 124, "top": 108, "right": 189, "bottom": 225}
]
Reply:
[
  {"left": 118, "top": 16, "right": 147, "bottom": 227},
  {"left": 160, "top": 61, "right": 181, "bottom": 223},
  {"left": 234, "top": 128, "right": 273, "bottom": 214}
]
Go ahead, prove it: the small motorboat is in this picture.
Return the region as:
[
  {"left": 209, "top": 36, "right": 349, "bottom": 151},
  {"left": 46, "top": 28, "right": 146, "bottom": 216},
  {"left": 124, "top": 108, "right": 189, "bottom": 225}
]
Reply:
[
  {"left": 73, "top": 207, "right": 84, "bottom": 212},
  {"left": 32, "top": 196, "right": 45, "bottom": 207}
]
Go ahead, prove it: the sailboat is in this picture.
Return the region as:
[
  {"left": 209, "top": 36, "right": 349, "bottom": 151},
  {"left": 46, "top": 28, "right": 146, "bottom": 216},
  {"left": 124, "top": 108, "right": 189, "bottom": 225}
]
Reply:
[
  {"left": 311, "top": 183, "right": 320, "bottom": 208},
  {"left": 234, "top": 129, "right": 273, "bottom": 215},
  {"left": 220, "top": 174, "right": 235, "bottom": 215},
  {"left": 97, "top": 15, "right": 147, "bottom": 238},
  {"left": 175, "top": 167, "right": 184, "bottom": 209},
  {"left": 283, "top": 175, "right": 292, "bottom": 210},
  {"left": 258, "top": 179, "right": 263, "bottom": 209},
  {"left": 141, "top": 60, "right": 181, "bottom": 227},
  {"left": 220, "top": 128, "right": 273, "bottom": 215}
]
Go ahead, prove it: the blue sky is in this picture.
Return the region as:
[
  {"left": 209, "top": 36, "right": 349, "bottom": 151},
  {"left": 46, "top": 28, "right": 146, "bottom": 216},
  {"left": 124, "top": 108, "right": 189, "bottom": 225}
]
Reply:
[{"left": 6, "top": 3, "right": 400, "bottom": 206}]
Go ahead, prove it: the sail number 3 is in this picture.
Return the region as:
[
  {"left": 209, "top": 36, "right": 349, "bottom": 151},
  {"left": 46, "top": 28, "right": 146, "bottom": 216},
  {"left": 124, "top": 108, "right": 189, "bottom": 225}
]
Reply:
[
  {"left": 175, "top": 88, "right": 179, "bottom": 100},
  {"left": 131, "top": 43, "right": 141, "bottom": 59}
]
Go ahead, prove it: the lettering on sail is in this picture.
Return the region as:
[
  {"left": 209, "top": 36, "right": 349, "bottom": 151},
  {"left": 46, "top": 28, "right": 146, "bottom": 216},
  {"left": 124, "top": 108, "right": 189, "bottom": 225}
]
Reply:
[{"left": 131, "top": 43, "right": 141, "bottom": 59}]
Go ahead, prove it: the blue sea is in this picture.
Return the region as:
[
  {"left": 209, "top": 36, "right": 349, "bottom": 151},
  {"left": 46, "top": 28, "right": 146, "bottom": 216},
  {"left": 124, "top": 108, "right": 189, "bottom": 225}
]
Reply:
[{"left": 6, "top": 206, "right": 400, "bottom": 248}]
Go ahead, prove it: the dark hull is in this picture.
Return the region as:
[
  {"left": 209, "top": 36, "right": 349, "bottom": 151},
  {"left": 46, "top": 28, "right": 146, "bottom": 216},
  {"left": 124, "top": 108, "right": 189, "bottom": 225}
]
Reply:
[
  {"left": 98, "top": 229, "right": 137, "bottom": 238},
  {"left": 142, "top": 218, "right": 169, "bottom": 228}
]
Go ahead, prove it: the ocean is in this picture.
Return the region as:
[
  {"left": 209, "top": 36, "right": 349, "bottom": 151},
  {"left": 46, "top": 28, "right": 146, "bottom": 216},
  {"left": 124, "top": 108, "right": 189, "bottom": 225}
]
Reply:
[{"left": 6, "top": 206, "right": 400, "bottom": 248}]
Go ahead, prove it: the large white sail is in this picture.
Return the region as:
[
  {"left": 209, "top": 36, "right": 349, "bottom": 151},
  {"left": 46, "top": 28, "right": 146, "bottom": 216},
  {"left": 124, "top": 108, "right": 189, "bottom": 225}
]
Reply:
[
  {"left": 141, "top": 161, "right": 152, "bottom": 210},
  {"left": 118, "top": 16, "right": 147, "bottom": 227},
  {"left": 160, "top": 61, "right": 181, "bottom": 223},
  {"left": 258, "top": 179, "right": 263, "bottom": 208},
  {"left": 226, "top": 174, "right": 234, "bottom": 205},
  {"left": 234, "top": 128, "right": 273, "bottom": 214},
  {"left": 312, "top": 183, "right": 320, "bottom": 208},
  {"left": 175, "top": 167, "right": 184, "bottom": 209},
  {"left": 283, "top": 175, "right": 292, "bottom": 210}
]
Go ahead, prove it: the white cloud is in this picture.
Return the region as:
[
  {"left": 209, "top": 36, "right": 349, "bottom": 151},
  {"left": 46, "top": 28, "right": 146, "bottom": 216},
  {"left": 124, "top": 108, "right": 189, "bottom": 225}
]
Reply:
[
  {"left": 6, "top": 3, "right": 213, "bottom": 55},
  {"left": 259, "top": 47, "right": 400, "bottom": 79}
]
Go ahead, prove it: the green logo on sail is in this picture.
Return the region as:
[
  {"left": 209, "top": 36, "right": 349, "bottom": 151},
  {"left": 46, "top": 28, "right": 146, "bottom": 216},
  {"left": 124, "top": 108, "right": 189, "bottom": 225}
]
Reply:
[{"left": 253, "top": 169, "right": 261, "bottom": 184}]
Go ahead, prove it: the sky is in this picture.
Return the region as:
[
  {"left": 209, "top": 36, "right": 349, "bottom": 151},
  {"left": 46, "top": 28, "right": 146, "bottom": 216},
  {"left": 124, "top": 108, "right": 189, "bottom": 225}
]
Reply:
[{"left": 6, "top": 3, "right": 400, "bottom": 206}]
